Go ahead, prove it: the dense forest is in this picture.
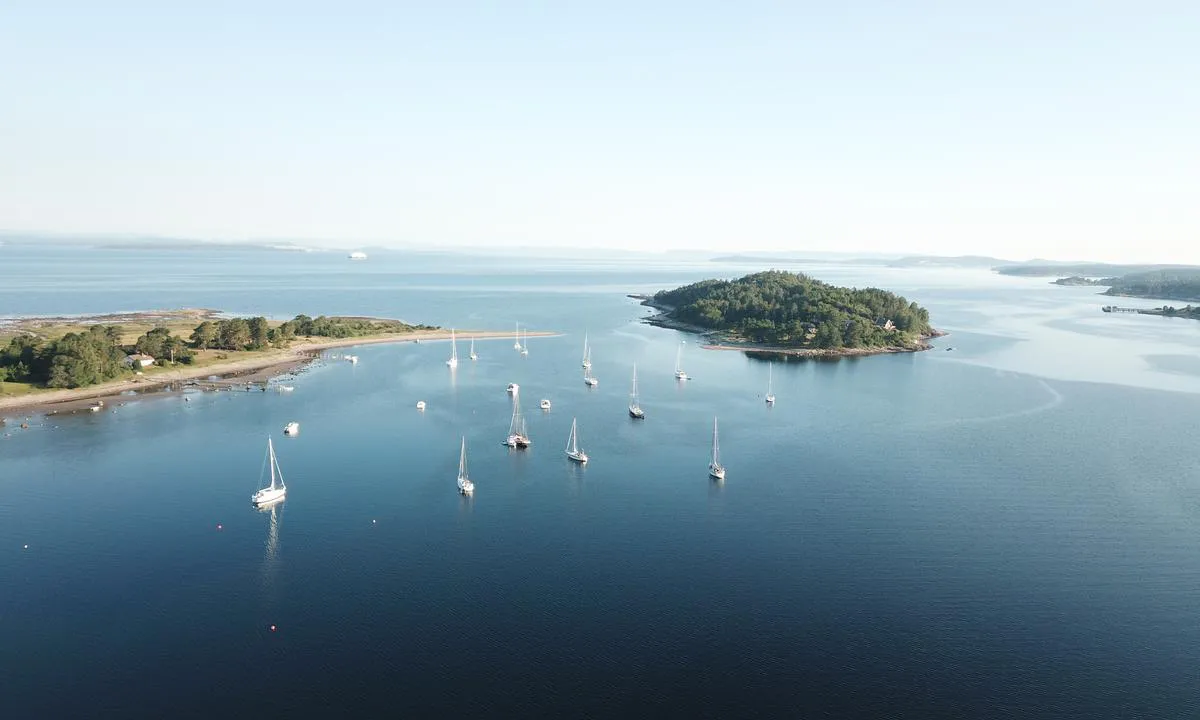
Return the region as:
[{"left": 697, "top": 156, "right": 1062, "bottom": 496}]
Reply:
[
  {"left": 1102, "top": 270, "right": 1200, "bottom": 302},
  {"left": 652, "top": 271, "right": 932, "bottom": 348},
  {"left": 0, "top": 314, "right": 433, "bottom": 389}
]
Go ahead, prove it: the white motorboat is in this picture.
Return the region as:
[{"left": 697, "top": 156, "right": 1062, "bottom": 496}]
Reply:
[
  {"left": 765, "top": 362, "right": 775, "bottom": 404},
  {"left": 252, "top": 437, "right": 288, "bottom": 506},
  {"left": 348, "top": 251, "right": 368, "bottom": 260},
  {"left": 345, "top": 355, "right": 358, "bottom": 364},
  {"left": 457, "top": 437, "right": 474, "bottom": 495},
  {"left": 276, "top": 385, "right": 295, "bottom": 393},
  {"left": 708, "top": 417, "right": 726, "bottom": 480},
  {"left": 416, "top": 401, "right": 426, "bottom": 411},
  {"left": 540, "top": 399, "right": 552, "bottom": 411},
  {"left": 446, "top": 328, "right": 459, "bottom": 368},
  {"left": 565, "top": 417, "right": 588, "bottom": 463},
  {"left": 283, "top": 421, "right": 300, "bottom": 435},
  {"left": 628, "top": 363, "right": 644, "bottom": 419}
]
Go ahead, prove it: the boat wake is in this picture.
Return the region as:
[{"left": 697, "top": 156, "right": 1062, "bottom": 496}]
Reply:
[{"left": 933, "top": 379, "right": 1064, "bottom": 426}]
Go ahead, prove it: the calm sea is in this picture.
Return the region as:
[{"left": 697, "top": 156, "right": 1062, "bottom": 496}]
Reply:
[{"left": 2, "top": 244, "right": 1200, "bottom": 718}]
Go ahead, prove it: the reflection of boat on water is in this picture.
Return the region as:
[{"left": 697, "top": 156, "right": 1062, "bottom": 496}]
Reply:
[
  {"left": 252, "top": 437, "right": 288, "bottom": 506},
  {"left": 258, "top": 498, "right": 283, "bottom": 562}
]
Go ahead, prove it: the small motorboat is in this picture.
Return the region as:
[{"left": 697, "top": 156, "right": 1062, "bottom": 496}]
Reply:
[
  {"left": 416, "top": 401, "right": 426, "bottom": 411},
  {"left": 540, "top": 399, "right": 551, "bottom": 411},
  {"left": 283, "top": 422, "right": 300, "bottom": 435}
]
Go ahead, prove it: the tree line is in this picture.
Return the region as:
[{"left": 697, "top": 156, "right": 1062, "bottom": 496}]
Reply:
[
  {"left": 1, "top": 314, "right": 431, "bottom": 388},
  {"left": 654, "top": 270, "right": 933, "bottom": 349},
  {"left": 1104, "top": 270, "right": 1200, "bottom": 302}
]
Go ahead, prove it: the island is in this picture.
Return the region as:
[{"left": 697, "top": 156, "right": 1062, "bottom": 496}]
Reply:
[
  {"left": 639, "top": 270, "right": 941, "bottom": 358},
  {"left": 0, "top": 310, "right": 545, "bottom": 415}
]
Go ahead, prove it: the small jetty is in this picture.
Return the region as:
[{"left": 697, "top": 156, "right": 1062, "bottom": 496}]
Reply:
[{"left": 1101, "top": 306, "right": 1139, "bottom": 313}]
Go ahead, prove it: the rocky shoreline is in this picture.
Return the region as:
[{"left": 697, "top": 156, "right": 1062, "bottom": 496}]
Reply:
[{"left": 629, "top": 293, "right": 947, "bottom": 358}]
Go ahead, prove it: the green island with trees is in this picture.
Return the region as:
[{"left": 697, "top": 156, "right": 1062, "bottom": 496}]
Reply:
[
  {"left": 0, "top": 312, "right": 433, "bottom": 391},
  {"left": 647, "top": 270, "right": 936, "bottom": 352}
]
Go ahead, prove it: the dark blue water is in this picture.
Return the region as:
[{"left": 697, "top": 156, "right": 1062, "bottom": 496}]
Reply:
[{"left": 2, "top": 244, "right": 1200, "bottom": 718}]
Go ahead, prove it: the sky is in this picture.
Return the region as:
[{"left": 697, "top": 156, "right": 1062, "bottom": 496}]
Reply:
[{"left": 1, "top": 1, "right": 1198, "bottom": 262}]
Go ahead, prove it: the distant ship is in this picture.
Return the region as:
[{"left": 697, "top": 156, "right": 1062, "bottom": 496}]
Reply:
[{"left": 348, "top": 251, "right": 368, "bottom": 260}]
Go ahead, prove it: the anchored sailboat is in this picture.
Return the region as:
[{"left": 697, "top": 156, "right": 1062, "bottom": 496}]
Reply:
[
  {"left": 565, "top": 417, "right": 588, "bottom": 463},
  {"left": 674, "top": 341, "right": 689, "bottom": 380},
  {"left": 584, "top": 363, "right": 598, "bottom": 387},
  {"left": 252, "top": 437, "right": 288, "bottom": 506},
  {"left": 765, "top": 362, "right": 775, "bottom": 404},
  {"left": 520, "top": 327, "right": 529, "bottom": 356},
  {"left": 469, "top": 336, "right": 477, "bottom": 361},
  {"left": 446, "top": 328, "right": 459, "bottom": 368},
  {"left": 581, "top": 332, "right": 591, "bottom": 369},
  {"left": 708, "top": 417, "right": 725, "bottom": 480},
  {"left": 628, "top": 363, "right": 644, "bottom": 419},
  {"left": 504, "top": 389, "right": 531, "bottom": 448},
  {"left": 457, "top": 437, "right": 474, "bottom": 495},
  {"left": 513, "top": 322, "right": 522, "bottom": 351}
]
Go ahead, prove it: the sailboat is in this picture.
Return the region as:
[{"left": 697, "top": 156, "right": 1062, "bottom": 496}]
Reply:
[
  {"left": 520, "top": 327, "right": 529, "bottom": 356},
  {"left": 457, "top": 437, "right": 474, "bottom": 495},
  {"left": 708, "top": 417, "right": 726, "bottom": 480},
  {"left": 469, "top": 336, "right": 477, "bottom": 361},
  {"left": 252, "top": 437, "right": 288, "bottom": 506},
  {"left": 446, "top": 328, "right": 459, "bottom": 368},
  {"left": 674, "top": 341, "right": 689, "bottom": 380},
  {"left": 584, "top": 363, "right": 598, "bottom": 387},
  {"left": 565, "top": 417, "right": 588, "bottom": 463},
  {"left": 765, "top": 362, "right": 775, "bottom": 404},
  {"left": 504, "top": 389, "right": 531, "bottom": 448},
  {"left": 581, "top": 332, "right": 591, "bottom": 369},
  {"left": 513, "top": 322, "right": 522, "bottom": 351},
  {"left": 628, "top": 363, "right": 645, "bottom": 419}
]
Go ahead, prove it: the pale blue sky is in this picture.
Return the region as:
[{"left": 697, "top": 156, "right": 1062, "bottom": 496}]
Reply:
[{"left": 2, "top": 2, "right": 1197, "bottom": 261}]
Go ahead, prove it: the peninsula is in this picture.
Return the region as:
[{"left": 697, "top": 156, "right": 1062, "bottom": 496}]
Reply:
[
  {"left": 0, "top": 310, "right": 545, "bottom": 415},
  {"left": 639, "top": 270, "right": 940, "bottom": 358}
]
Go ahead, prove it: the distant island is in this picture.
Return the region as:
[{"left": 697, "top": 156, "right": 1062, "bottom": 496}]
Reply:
[
  {"left": 1042, "top": 267, "right": 1200, "bottom": 322},
  {"left": 640, "top": 270, "right": 940, "bottom": 358},
  {"left": 0, "top": 310, "right": 542, "bottom": 415},
  {"left": 1052, "top": 275, "right": 1116, "bottom": 287},
  {"left": 996, "top": 262, "right": 1200, "bottom": 278}
]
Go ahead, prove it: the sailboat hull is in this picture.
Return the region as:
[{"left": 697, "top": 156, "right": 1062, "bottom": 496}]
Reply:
[
  {"left": 252, "top": 487, "right": 287, "bottom": 506},
  {"left": 566, "top": 451, "right": 588, "bottom": 463},
  {"left": 629, "top": 406, "right": 644, "bottom": 419},
  {"left": 708, "top": 465, "right": 725, "bottom": 480}
]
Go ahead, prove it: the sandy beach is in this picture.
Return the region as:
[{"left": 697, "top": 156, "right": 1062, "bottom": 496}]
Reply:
[{"left": 0, "top": 329, "right": 551, "bottom": 418}]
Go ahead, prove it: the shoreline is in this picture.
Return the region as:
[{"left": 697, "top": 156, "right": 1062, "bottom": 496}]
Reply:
[
  {"left": 0, "top": 329, "right": 551, "bottom": 418},
  {"left": 629, "top": 293, "right": 947, "bottom": 359}
]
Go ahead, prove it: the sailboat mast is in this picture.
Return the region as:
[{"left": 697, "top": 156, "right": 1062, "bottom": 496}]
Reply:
[
  {"left": 268, "top": 438, "right": 277, "bottom": 490},
  {"left": 459, "top": 437, "right": 467, "bottom": 478},
  {"left": 712, "top": 418, "right": 720, "bottom": 466}
]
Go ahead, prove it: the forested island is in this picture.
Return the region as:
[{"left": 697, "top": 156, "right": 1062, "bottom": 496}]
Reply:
[
  {"left": 644, "top": 271, "right": 937, "bottom": 355},
  {"left": 1101, "top": 269, "right": 1200, "bottom": 303}
]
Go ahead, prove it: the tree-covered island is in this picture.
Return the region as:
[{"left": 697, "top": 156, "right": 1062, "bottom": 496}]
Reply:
[{"left": 644, "top": 271, "right": 938, "bottom": 354}]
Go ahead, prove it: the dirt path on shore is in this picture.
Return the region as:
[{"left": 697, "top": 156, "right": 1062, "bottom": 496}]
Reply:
[{"left": 0, "top": 329, "right": 550, "bottom": 417}]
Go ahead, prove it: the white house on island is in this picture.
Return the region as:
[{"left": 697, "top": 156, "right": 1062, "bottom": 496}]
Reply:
[{"left": 124, "top": 353, "right": 155, "bottom": 368}]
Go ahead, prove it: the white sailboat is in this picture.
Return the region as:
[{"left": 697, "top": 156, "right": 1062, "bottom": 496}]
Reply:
[
  {"left": 708, "top": 417, "right": 726, "bottom": 480},
  {"left": 674, "top": 341, "right": 689, "bottom": 380},
  {"left": 628, "top": 363, "right": 645, "bottom": 419},
  {"left": 283, "top": 421, "right": 300, "bottom": 435},
  {"left": 469, "top": 336, "right": 477, "bottom": 361},
  {"left": 252, "top": 437, "right": 288, "bottom": 506},
  {"left": 765, "top": 362, "right": 776, "bottom": 404},
  {"left": 520, "top": 327, "right": 529, "bottom": 356},
  {"left": 565, "top": 417, "right": 588, "bottom": 463},
  {"left": 513, "top": 322, "right": 522, "bottom": 351},
  {"left": 457, "top": 437, "right": 474, "bottom": 495},
  {"left": 504, "top": 389, "right": 531, "bottom": 448},
  {"left": 446, "top": 329, "right": 459, "bottom": 368},
  {"left": 581, "top": 332, "right": 591, "bottom": 369}
]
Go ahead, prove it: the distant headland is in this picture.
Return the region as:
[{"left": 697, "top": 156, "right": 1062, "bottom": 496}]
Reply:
[
  {"left": 0, "top": 310, "right": 546, "bottom": 415},
  {"left": 633, "top": 270, "right": 943, "bottom": 359}
]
